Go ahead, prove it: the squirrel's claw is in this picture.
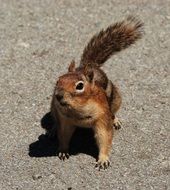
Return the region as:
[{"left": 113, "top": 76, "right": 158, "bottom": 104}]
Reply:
[
  {"left": 113, "top": 117, "right": 122, "bottom": 130},
  {"left": 58, "top": 152, "right": 70, "bottom": 160},
  {"left": 95, "top": 159, "right": 110, "bottom": 170}
]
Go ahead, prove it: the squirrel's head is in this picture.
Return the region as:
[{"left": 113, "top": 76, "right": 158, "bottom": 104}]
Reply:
[{"left": 54, "top": 60, "right": 94, "bottom": 109}]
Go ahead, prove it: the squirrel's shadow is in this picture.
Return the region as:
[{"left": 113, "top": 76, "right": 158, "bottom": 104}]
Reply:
[{"left": 29, "top": 112, "right": 98, "bottom": 159}]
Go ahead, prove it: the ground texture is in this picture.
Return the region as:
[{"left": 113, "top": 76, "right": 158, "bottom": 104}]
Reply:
[{"left": 0, "top": 0, "right": 170, "bottom": 190}]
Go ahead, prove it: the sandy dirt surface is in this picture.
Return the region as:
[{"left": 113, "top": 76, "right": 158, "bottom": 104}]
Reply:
[{"left": 0, "top": 0, "right": 169, "bottom": 189}]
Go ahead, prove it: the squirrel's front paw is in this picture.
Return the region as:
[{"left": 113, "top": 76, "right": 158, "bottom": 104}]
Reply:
[
  {"left": 58, "top": 152, "right": 70, "bottom": 160},
  {"left": 95, "top": 156, "right": 110, "bottom": 170},
  {"left": 58, "top": 147, "right": 69, "bottom": 161}
]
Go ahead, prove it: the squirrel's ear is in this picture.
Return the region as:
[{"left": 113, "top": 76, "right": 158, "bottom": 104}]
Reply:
[
  {"left": 68, "top": 60, "right": 76, "bottom": 72},
  {"left": 84, "top": 66, "right": 94, "bottom": 83}
]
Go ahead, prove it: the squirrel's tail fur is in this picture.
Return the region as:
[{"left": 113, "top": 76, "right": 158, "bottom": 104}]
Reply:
[{"left": 80, "top": 16, "right": 143, "bottom": 67}]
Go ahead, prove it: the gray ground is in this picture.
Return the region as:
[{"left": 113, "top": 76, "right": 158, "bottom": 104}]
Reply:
[{"left": 0, "top": 0, "right": 170, "bottom": 190}]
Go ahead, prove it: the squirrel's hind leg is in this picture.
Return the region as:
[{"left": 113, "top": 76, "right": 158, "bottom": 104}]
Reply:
[
  {"left": 112, "top": 116, "right": 122, "bottom": 130},
  {"left": 106, "top": 80, "right": 122, "bottom": 130}
]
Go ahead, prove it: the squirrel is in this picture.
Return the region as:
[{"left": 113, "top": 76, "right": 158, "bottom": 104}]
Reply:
[{"left": 47, "top": 16, "right": 143, "bottom": 170}]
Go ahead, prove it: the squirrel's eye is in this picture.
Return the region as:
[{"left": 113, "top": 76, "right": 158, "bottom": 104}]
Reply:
[{"left": 75, "top": 81, "right": 84, "bottom": 91}]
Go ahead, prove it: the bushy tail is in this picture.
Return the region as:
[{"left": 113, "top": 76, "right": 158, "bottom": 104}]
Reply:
[{"left": 80, "top": 16, "right": 143, "bottom": 67}]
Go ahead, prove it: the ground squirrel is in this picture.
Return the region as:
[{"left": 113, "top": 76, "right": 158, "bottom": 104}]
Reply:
[{"left": 46, "top": 16, "right": 143, "bottom": 170}]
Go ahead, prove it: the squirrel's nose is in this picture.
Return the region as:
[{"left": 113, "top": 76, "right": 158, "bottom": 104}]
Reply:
[{"left": 56, "top": 93, "right": 63, "bottom": 102}]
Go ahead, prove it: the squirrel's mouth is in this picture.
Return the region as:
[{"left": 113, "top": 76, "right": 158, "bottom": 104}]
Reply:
[{"left": 59, "top": 100, "right": 68, "bottom": 106}]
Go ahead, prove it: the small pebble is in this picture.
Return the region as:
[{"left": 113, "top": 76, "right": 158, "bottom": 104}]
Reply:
[{"left": 32, "top": 174, "right": 42, "bottom": 180}]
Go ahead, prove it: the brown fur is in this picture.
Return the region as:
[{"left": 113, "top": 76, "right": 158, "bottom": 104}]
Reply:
[
  {"left": 80, "top": 16, "right": 143, "bottom": 67},
  {"left": 47, "top": 16, "right": 143, "bottom": 169}
]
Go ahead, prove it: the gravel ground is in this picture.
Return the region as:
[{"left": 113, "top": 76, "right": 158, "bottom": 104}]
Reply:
[{"left": 0, "top": 0, "right": 170, "bottom": 190}]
